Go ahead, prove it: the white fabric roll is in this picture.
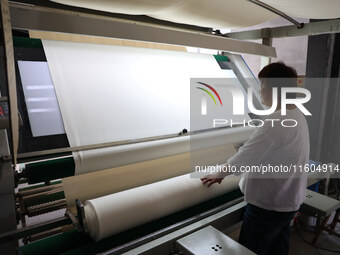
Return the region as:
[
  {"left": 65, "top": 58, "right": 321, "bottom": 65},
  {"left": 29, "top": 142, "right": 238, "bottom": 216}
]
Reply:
[
  {"left": 84, "top": 173, "right": 240, "bottom": 241},
  {"left": 72, "top": 126, "right": 254, "bottom": 174}
]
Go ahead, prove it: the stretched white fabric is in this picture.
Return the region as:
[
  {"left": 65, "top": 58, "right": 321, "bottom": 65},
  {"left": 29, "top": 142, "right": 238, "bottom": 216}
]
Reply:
[
  {"left": 51, "top": 0, "right": 340, "bottom": 29},
  {"left": 85, "top": 173, "right": 240, "bottom": 241},
  {"left": 51, "top": 0, "right": 275, "bottom": 28},
  {"left": 42, "top": 40, "right": 242, "bottom": 175}
]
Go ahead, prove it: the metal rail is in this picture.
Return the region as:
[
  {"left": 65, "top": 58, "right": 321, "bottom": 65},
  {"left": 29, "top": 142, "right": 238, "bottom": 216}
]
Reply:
[
  {"left": 224, "top": 19, "right": 340, "bottom": 40},
  {"left": 17, "top": 124, "right": 248, "bottom": 160},
  {"left": 9, "top": 2, "right": 276, "bottom": 57},
  {"left": 0, "top": 196, "right": 244, "bottom": 246},
  {"left": 9, "top": 0, "right": 212, "bottom": 33},
  {"left": 0, "top": 216, "right": 71, "bottom": 245},
  {"left": 247, "top": 0, "right": 304, "bottom": 28}
]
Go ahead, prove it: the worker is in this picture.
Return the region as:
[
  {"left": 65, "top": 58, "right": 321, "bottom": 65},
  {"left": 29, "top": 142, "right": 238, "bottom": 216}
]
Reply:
[{"left": 201, "top": 62, "right": 310, "bottom": 255}]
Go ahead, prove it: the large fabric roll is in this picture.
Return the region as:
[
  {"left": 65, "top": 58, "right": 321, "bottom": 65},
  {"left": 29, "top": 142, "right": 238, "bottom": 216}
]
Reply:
[
  {"left": 84, "top": 173, "right": 241, "bottom": 241},
  {"left": 62, "top": 126, "right": 254, "bottom": 208}
]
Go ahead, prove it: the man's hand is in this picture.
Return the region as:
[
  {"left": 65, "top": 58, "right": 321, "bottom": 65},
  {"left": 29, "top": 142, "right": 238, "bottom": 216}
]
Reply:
[{"left": 200, "top": 173, "right": 225, "bottom": 188}]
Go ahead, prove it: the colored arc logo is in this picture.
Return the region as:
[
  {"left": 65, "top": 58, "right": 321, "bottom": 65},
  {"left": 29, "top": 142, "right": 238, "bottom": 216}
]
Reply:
[{"left": 196, "top": 82, "right": 223, "bottom": 106}]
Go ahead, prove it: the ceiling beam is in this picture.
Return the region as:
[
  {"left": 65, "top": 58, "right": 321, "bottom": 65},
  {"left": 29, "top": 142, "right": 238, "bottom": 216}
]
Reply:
[
  {"left": 9, "top": 2, "right": 277, "bottom": 57},
  {"left": 224, "top": 19, "right": 340, "bottom": 40}
]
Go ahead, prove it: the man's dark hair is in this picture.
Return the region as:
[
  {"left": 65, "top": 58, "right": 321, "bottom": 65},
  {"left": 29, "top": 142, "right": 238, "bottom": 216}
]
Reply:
[{"left": 258, "top": 62, "right": 298, "bottom": 99}]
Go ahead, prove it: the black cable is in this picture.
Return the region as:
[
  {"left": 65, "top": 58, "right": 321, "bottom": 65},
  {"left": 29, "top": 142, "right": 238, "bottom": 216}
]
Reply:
[{"left": 294, "top": 220, "right": 340, "bottom": 253}]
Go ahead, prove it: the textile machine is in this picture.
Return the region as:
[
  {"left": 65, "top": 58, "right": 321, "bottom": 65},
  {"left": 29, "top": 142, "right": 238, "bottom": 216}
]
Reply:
[{"left": 0, "top": 0, "right": 339, "bottom": 254}]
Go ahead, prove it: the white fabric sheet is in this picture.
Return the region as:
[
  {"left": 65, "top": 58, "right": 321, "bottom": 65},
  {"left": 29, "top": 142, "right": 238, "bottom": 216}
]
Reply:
[
  {"left": 51, "top": 0, "right": 275, "bottom": 28},
  {"left": 51, "top": 0, "right": 340, "bottom": 29},
  {"left": 42, "top": 40, "right": 240, "bottom": 175},
  {"left": 85, "top": 173, "right": 240, "bottom": 241}
]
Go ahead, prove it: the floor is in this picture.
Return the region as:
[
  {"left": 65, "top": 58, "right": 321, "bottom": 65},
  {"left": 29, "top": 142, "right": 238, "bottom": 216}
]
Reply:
[
  {"left": 289, "top": 227, "right": 340, "bottom": 255},
  {"left": 227, "top": 213, "right": 340, "bottom": 255}
]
